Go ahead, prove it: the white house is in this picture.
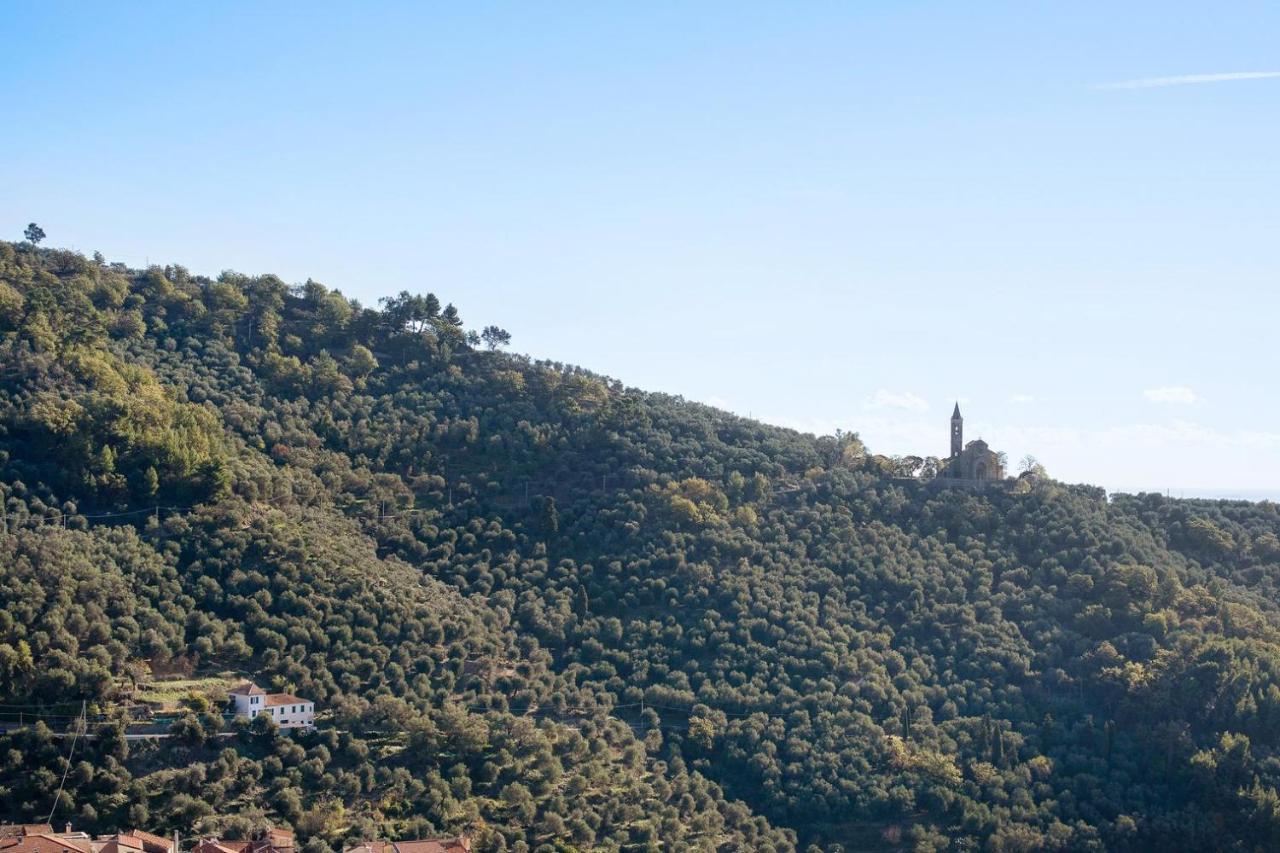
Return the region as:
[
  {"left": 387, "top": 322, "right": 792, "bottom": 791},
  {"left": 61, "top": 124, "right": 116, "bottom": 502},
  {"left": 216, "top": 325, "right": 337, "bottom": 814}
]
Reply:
[{"left": 228, "top": 682, "right": 315, "bottom": 729}]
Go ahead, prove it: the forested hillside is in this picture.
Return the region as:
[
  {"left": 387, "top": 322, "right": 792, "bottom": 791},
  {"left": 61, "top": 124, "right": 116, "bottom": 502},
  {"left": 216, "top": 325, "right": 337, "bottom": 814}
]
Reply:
[{"left": 3, "top": 241, "right": 1280, "bottom": 852}]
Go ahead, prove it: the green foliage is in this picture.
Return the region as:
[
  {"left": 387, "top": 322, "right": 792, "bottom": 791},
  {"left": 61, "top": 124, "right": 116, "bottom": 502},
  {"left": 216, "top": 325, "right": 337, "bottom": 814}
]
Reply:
[{"left": 3, "top": 241, "right": 1280, "bottom": 852}]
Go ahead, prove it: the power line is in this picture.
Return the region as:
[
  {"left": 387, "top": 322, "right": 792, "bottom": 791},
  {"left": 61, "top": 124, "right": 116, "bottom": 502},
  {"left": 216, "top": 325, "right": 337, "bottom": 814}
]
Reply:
[{"left": 46, "top": 700, "right": 86, "bottom": 823}]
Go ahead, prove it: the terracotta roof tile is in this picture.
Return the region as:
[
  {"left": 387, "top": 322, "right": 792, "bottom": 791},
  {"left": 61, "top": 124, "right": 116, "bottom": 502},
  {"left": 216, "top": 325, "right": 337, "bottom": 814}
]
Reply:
[
  {"left": 123, "top": 832, "right": 172, "bottom": 853},
  {"left": 96, "top": 837, "right": 145, "bottom": 853},
  {"left": 1, "top": 834, "right": 95, "bottom": 853},
  {"left": 228, "top": 682, "right": 266, "bottom": 696},
  {"left": 0, "top": 829, "right": 54, "bottom": 841},
  {"left": 191, "top": 841, "right": 243, "bottom": 853},
  {"left": 343, "top": 838, "right": 469, "bottom": 853}
]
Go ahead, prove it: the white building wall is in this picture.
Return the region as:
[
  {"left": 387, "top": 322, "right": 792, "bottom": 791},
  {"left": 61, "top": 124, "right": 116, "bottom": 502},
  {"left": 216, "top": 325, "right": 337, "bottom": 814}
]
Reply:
[
  {"left": 270, "top": 702, "right": 315, "bottom": 729},
  {"left": 232, "top": 692, "right": 266, "bottom": 718},
  {"left": 234, "top": 691, "right": 266, "bottom": 712},
  {"left": 231, "top": 689, "right": 313, "bottom": 728}
]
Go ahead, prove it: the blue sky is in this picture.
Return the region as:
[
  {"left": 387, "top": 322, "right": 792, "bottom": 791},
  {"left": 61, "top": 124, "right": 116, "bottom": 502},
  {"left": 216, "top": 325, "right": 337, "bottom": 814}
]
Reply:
[{"left": 2, "top": 2, "right": 1278, "bottom": 497}]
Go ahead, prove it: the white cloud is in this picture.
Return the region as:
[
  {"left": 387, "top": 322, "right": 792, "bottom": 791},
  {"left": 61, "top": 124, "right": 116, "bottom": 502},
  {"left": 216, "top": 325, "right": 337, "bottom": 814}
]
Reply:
[
  {"left": 1009, "top": 394, "right": 1035, "bottom": 404},
  {"left": 1144, "top": 386, "right": 1198, "bottom": 405},
  {"left": 988, "top": 420, "right": 1280, "bottom": 492},
  {"left": 703, "top": 394, "right": 731, "bottom": 410},
  {"left": 753, "top": 401, "right": 1280, "bottom": 494},
  {"left": 1099, "top": 71, "right": 1280, "bottom": 90},
  {"left": 863, "top": 390, "right": 930, "bottom": 413},
  {"left": 755, "top": 409, "right": 1280, "bottom": 493}
]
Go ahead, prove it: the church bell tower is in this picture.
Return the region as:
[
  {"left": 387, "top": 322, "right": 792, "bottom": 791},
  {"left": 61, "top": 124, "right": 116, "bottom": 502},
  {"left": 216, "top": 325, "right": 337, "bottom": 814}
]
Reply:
[{"left": 950, "top": 402, "right": 963, "bottom": 458}]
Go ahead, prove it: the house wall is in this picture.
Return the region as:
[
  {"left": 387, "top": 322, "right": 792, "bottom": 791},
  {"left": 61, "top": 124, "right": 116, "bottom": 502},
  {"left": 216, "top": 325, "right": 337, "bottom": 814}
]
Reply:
[
  {"left": 232, "top": 695, "right": 314, "bottom": 727},
  {"left": 267, "top": 702, "right": 315, "bottom": 729},
  {"left": 262, "top": 701, "right": 314, "bottom": 727}
]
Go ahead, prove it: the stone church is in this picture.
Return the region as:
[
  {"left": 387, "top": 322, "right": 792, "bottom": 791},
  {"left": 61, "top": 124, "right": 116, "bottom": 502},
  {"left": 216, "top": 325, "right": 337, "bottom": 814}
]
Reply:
[{"left": 942, "top": 403, "right": 1004, "bottom": 481}]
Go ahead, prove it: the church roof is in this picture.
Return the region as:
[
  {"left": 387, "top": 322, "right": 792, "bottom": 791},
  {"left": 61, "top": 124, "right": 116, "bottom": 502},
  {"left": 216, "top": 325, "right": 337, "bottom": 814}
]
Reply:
[{"left": 952, "top": 402, "right": 961, "bottom": 418}]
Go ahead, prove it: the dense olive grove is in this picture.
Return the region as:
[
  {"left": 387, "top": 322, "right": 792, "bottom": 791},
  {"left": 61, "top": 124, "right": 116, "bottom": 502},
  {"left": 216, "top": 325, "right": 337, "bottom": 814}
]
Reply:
[{"left": 3, "top": 241, "right": 1280, "bottom": 851}]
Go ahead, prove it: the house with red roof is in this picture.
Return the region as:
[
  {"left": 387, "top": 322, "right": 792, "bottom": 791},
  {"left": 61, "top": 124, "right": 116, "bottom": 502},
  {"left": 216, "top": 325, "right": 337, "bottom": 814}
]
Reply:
[
  {"left": 228, "top": 683, "right": 314, "bottom": 730},
  {"left": 0, "top": 825, "right": 174, "bottom": 853},
  {"left": 0, "top": 831, "right": 92, "bottom": 853},
  {"left": 191, "top": 825, "right": 295, "bottom": 853}
]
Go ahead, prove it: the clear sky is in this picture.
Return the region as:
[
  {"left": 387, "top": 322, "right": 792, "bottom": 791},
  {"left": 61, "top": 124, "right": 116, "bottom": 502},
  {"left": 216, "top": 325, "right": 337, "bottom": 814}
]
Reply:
[{"left": 3, "top": 2, "right": 1278, "bottom": 498}]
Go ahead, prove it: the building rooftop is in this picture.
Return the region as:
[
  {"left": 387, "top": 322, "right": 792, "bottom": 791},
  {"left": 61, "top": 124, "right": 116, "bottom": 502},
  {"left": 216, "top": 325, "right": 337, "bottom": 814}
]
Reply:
[
  {"left": 344, "top": 838, "right": 470, "bottom": 853},
  {"left": 191, "top": 842, "right": 242, "bottom": 853},
  {"left": 0, "top": 829, "right": 54, "bottom": 841},
  {"left": 121, "top": 831, "right": 172, "bottom": 853},
  {"left": 0, "top": 833, "right": 93, "bottom": 853},
  {"left": 95, "top": 836, "right": 145, "bottom": 853},
  {"left": 228, "top": 683, "right": 266, "bottom": 696}
]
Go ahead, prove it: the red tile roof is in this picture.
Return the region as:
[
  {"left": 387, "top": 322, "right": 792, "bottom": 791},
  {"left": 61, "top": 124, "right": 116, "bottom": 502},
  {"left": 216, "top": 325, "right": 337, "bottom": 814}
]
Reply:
[
  {"left": 215, "top": 843, "right": 250, "bottom": 853},
  {"left": 263, "top": 693, "right": 309, "bottom": 708},
  {"left": 226, "top": 681, "right": 266, "bottom": 696},
  {"left": 192, "top": 825, "right": 293, "bottom": 853},
  {"left": 228, "top": 683, "right": 266, "bottom": 696},
  {"left": 0, "top": 834, "right": 94, "bottom": 853},
  {"left": 343, "top": 838, "right": 470, "bottom": 853},
  {"left": 0, "top": 830, "right": 54, "bottom": 841},
  {"left": 95, "top": 836, "right": 145, "bottom": 853},
  {"left": 191, "top": 841, "right": 243, "bottom": 853},
  {"left": 122, "top": 832, "right": 172, "bottom": 853},
  {"left": 259, "top": 829, "right": 293, "bottom": 851}
]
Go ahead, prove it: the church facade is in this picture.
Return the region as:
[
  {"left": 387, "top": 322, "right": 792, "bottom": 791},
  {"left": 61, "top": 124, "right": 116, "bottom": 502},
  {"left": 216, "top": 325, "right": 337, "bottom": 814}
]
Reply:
[{"left": 941, "top": 403, "right": 1004, "bottom": 481}]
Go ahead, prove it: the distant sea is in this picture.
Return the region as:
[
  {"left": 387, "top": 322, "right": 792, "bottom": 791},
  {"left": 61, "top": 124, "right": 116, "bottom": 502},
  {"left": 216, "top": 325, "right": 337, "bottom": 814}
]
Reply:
[{"left": 1108, "top": 487, "right": 1280, "bottom": 503}]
